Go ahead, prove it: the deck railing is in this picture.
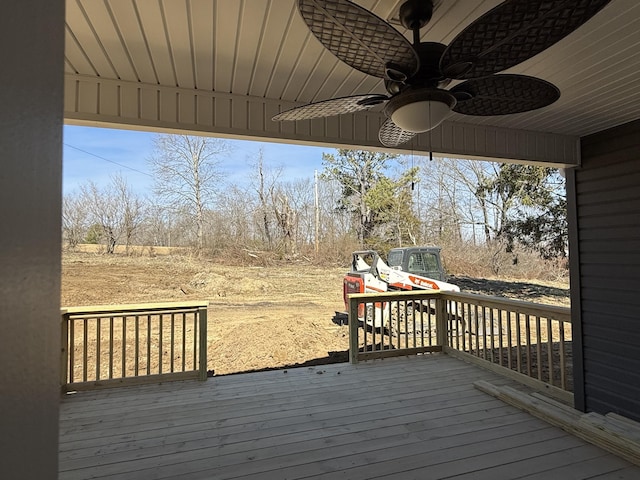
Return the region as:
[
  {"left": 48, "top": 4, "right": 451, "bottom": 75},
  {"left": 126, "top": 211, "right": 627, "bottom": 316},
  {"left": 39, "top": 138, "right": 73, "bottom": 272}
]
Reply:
[
  {"left": 60, "top": 301, "right": 208, "bottom": 392},
  {"left": 348, "top": 290, "right": 572, "bottom": 403},
  {"left": 441, "top": 292, "right": 572, "bottom": 403},
  {"left": 348, "top": 291, "right": 445, "bottom": 362}
]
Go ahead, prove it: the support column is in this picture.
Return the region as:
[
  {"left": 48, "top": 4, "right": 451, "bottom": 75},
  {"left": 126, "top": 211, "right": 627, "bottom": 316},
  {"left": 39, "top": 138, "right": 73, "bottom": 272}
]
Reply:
[{"left": 0, "top": 1, "right": 65, "bottom": 478}]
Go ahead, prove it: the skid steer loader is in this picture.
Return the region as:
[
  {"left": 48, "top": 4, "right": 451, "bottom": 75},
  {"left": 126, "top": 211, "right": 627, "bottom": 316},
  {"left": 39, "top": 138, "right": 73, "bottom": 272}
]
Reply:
[{"left": 342, "top": 247, "right": 459, "bottom": 329}]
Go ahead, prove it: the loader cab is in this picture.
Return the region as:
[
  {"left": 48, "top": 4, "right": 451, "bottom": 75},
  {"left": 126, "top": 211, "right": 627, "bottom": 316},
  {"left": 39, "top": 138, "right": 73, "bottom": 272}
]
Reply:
[{"left": 387, "top": 247, "right": 447, "bottom": 282}]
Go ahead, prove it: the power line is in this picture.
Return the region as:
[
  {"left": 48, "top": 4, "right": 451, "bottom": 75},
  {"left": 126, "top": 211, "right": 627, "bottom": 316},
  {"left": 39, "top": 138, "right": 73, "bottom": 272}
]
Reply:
[{"left": 63, "top": 143, "right": 153, "bottom": 177}]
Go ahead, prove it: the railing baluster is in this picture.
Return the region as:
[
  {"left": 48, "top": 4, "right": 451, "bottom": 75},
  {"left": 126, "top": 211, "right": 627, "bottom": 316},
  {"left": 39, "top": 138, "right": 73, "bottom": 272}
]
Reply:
[
  {"left": 386, "top": 300, "right": 392, "bottom": 351},
  {"left": 193, "top": 312, "right": 198, "bottom": 370},
  {"left": 474, "top": 304, "right": 480, "bottom": 357},
  {"left": 408, "top": 300, "right": 414, "bottom": 348},
  {"left": 506, "top": 310, "right": 513, "bottom": 370},
  {"left": 525, "top": 314, "right": 532, "bottom": 377},
  {"left": 489, "top": 307, "right": 495, "bottom": 363},
  {"left": 497, "top": 309, "right": 503, "bottom": 367},
  {"left": 122, "top": 316, "right": 127, "bottom": 378},
  {"left": 457, "top": 302, "right": 471, "bottom": 352},
  {"left": 134, "top": 315, "right": 139, "bottom": 377},
  {"left": 482, "top": 306, "right": 488, "bottom": 361},
  {"left": 455, "top": 302, "right": 461, "bottom": 349},
  {"left": 158, "top": 314, "right": 163, "bottom": 375},
  {"left": 380, "top": 303, "right": 384, "bottom": 352},
  {"left": 398, "top": 299, "right": 403, "bottom": 349},
  {"left": 68, "top": 317, "right": 74, "bottom": 384},
  {"left": 536, "top": 315, "right": 542, "bottom": 381},
  {"left": 447, "top": 301, "right": 453, "bottom": 348},
  {"left": 547, "top": 317, "right": 554, "bottom": 386},
  {"left": 559, "top": 321, "right": 566, "bottom": 389},
  {"left": 170, "top": 312, "right": 175, "bottom": 373},
  {"left": 450, "top": 302, "right": 455, "bottom": 348},
  {"left": 83, "top": 318, "right": 88, "bottom": 382},
  {"left": 146, "top": 315, "right": 151, "bottom": 376},
  {"left": 96, "top": 317, "right": 101, "bottom": 381},
  {"left": 348, "top": 296, "right": 360, "bottom": 364},
  {"left": 465, "top": 303, "right": 475, "bottom": 354},
  {"left": 411, "top": 301, "right": 423, "bottom": 348},
  {"left": 377, "top": 303, "right": 380, "bottom": 352},
  {"left": 419, "top": 302, "right": 425, "bottom": 348},
  {"left": 515, "top": 313, "right": 522, "bottom": 374},
  {"left": 372, "top": 303, "right": 377, "bottom": 352},
  {"left": 108, "top": 316, "right": 114, "bottom": 379},
  {"left": 444, "top": 300, "right": 450, "bottom": 347},
  {"left": 452, "top": 302, "right": 457, "bottom": 350},
  {"left": 363, "top": 302, "right": 368, "bottom": 352},
  {"left": 394, "top": 300, "right": 399, "bottom": 349},
  {"left": 430, "top": 300, "right": 435, "bottom": 347},
  {"left": 182, "top": 312, "right": 186, "bottom": 372},
  {"left": 198, "top": 306, "right": 208, "bottom": 380},
  {"left": 428, "top": 299, "right": 433, "bottom": 347}
]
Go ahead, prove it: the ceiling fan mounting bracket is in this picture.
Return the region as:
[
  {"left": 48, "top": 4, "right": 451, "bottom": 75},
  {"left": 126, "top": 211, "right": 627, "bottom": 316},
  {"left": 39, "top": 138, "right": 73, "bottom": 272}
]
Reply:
[{"left": 399, "top": 0, "right": 434, "bottom": 31}]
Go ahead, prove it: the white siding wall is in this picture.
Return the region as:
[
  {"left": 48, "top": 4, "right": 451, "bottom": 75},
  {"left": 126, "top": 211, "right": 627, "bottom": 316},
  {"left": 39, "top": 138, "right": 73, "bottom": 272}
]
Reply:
[{"left": 65, "top": 74, "right": 580, "bottom": 167}]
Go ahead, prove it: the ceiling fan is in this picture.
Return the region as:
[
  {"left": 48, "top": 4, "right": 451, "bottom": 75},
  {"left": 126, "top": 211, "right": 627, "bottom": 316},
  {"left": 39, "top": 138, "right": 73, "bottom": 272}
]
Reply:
[{"left": 272, "top": 0, "right": 611, "bottom": 148}]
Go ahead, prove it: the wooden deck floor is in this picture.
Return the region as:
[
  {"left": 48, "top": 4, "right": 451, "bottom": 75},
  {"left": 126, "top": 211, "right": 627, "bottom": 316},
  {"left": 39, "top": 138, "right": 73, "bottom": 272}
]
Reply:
[{"left": 59, "top": 354, "right": 640, "bottom": 479}]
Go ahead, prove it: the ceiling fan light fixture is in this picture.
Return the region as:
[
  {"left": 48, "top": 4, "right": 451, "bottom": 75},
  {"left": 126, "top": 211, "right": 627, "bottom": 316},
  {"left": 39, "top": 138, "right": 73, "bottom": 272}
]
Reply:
[{"left": 386, "top": 89, "right": 456, "bottom": 133}]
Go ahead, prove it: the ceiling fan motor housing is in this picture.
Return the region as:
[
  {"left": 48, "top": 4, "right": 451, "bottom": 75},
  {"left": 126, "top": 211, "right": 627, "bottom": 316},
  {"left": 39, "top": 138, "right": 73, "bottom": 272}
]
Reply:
[{"left": 399, "top": 0, "right": 434, "bottom": 30}]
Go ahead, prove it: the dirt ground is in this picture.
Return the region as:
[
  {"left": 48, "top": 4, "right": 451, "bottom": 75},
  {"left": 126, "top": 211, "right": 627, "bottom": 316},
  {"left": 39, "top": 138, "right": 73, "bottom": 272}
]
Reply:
[{"left": 61, "top": 250, "right": 569, "bottom": 375}]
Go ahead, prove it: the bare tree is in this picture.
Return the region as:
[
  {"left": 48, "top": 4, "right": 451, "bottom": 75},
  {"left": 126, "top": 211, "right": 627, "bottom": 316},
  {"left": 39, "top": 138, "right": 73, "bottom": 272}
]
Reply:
[
  {"left": 148, "top": 134, "right": 230, "bottom": 251},
  {"left": 141, "top": 201, "right": 173, "bottom": 247},
  {"left": 272, "top": 191, "right": 297, "bottom": 254},
  {"left": 113, "top": 175, "right": 146, "bottom": 253},
  {"left": 79, "top": 174, "right": 146, "bottom": 254},
  {"left": 62, "top": 193, "right": 89, "bottom": 248},
  {"left": 280, "top": 178, "right": 314, "bottom": 248},
  {"left": 216, "top": 185, "right": 255, "bottom": 248},
  {"left": 248, "top": 148, "right": 282, "bottom": 249}
]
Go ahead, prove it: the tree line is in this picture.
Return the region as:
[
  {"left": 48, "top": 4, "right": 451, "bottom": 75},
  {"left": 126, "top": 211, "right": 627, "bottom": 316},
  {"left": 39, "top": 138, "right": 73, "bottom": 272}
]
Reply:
[{"left": 63, "top": 134, "right": 567, "bottom": 270}]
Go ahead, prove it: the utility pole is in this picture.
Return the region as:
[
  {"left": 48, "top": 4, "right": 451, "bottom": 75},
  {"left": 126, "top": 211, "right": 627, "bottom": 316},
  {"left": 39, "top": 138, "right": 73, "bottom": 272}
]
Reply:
[{"left": 314, "top": 170, "right": 319, "bottom": 254}]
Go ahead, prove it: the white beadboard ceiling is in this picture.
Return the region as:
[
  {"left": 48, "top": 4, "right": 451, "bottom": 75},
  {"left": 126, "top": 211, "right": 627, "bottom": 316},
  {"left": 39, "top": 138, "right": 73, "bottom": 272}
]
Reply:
[{"left": 64, "top": 0, "right": 640, "bottom": 138}]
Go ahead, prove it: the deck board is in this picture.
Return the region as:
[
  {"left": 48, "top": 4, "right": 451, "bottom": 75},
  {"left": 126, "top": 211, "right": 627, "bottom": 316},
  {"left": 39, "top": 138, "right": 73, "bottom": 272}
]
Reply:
[{"left": 59, "top": 354, "right": 640, "bottom": 479}]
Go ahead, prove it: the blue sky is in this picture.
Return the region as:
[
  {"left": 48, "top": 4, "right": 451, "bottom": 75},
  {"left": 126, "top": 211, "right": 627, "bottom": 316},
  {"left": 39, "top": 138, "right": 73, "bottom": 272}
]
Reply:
[{"left": 62, "top": 125, "right": 333, "bottom": 195}]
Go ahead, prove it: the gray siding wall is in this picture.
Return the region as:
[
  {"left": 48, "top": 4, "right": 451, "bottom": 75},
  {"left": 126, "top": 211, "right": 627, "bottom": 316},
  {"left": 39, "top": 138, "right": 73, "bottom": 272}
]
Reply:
[{"left": 574, "top": 119, "right": 640, "bottom": 420}]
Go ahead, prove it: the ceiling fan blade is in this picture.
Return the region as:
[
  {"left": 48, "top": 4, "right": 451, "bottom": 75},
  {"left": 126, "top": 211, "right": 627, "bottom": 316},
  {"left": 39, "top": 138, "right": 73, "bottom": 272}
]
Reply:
[
  {"left": 378, "top": 118, "right": 417, "bottom": 147},
  {"left": 273, "top": 94, "right": 388, "bottom": 121},
  {"left": 441, "top": 0, "right": 611, "bottom": 80},
  {"left": 297, "top": 0, "right": 418, "bottom": 80},
  {"left": 450, "top": 75, "right": 560, "bottom": 116}
]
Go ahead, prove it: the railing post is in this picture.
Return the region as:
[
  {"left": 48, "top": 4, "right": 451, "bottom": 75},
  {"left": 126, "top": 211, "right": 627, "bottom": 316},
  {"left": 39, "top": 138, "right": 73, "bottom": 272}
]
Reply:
[
  {"left": 348, "top": 296, "right": 359, "bottom": 364},
  {"left": 60, "top": 312, "right": 69, "bottom": 392},
  {"left": 198, "top": 305, "right": 208, "bottom": 381},
  {"left": 435, "top": 295, "right": 447, "bottom": 348}
]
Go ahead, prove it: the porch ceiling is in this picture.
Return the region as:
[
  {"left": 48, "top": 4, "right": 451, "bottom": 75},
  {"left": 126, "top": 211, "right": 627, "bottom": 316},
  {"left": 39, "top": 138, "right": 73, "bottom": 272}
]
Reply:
[{"left": 64, "top": 0, "right": 640, "bottom": 163}]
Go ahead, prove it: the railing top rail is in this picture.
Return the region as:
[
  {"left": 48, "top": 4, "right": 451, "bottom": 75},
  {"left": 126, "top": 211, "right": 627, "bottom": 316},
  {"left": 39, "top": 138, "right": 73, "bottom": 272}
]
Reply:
[
  {"left": 61, "top": 300, "right": 209, "bottom": 316},
  {"left": 348, "top": 289, "right": 439, "bottom": 301},
  {"left": 440, "top": 291, "right": 570, "bottom": 322},
  {"left": 65, "top": 308, "right": 206, "bottom": 321}
]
